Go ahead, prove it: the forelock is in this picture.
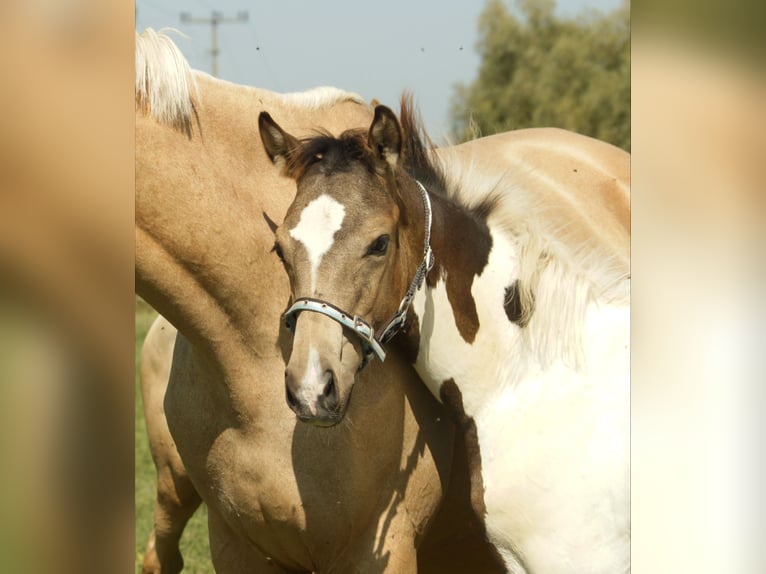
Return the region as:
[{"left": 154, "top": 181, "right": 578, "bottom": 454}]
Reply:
[{"left": 289, "top": 129, "right": 377, "bottom": 179}]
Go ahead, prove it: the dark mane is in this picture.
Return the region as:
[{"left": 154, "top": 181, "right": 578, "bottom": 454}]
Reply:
[
  {"left": 397, "top": 93, "right": 448, "bottom": 197},
  {"left": 288, "top": 94, "right": 499, "bottom": 221},
  {"left": 398, "top": 93, "right": 500, "bottom": 222},
  {"left": 287, "top": 129, "right": 374, "bottom": 180}
]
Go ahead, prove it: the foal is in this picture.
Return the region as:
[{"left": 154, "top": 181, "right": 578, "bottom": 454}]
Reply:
[{"left": 260, "top": 99, "right": 630, "bottom": 573}]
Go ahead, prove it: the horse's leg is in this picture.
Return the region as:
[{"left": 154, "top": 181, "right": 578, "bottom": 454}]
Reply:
[
  {"left": 142, "top": 464, "right": 202, "bottom": 574},
  {"left": 141, "top": 316, "right": 202, "bottom": 574}
]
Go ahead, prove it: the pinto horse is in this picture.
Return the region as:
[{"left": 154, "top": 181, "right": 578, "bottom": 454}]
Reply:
[
  {"left": 136, "top": 29, "right": 504, "bottom": 573},
  {"left": 259, "top": 99, "right": 630, "bottom": 572}
]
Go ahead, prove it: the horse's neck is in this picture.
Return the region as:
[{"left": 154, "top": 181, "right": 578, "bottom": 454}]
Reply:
[
  {"left": 136, "top": 77, "right": 373, "bottom": 364},
  {"left": 404, "top": 192, "right": 628, "bottom": 417},
  {"left": 136, "top": 83, "right": 290, "bottom": 368},
  {"left": 405, "top": 198, "right": 518, "bottom": 410}
]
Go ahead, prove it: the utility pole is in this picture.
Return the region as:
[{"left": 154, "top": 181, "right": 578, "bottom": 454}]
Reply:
[{"left": 180, "top": 11, "right": 249, "bottom": 78}]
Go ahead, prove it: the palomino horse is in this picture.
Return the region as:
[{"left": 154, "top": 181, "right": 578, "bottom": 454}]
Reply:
[
  {"left": 136, "top": 29, "right": 502, "bottom": 573},
  {"left": 259, "top": 99, "right": 630, "bottom": 572},
  {"left": 139, "top": 314, "right": 502, "bottom": 573}
]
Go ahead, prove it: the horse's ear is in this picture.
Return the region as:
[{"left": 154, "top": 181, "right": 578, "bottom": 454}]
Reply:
[
  {"left": 368, "top": 105, "right": 402, "bottom": 172},
  {"left": 259, "top": 112, "right": 299, "bottom": 176}
]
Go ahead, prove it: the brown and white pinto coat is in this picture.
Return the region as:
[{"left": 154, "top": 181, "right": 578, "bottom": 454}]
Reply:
[{"left": 260, "top": 100, "right": 630, "bottom": 573}]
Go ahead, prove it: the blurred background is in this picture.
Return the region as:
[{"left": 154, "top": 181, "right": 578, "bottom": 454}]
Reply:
[
  {"left": 1, "top": 0, "right": 764, "bottom": 572},
  {"left": 135, "top": 0, "right": 628, "bottom": 146}
]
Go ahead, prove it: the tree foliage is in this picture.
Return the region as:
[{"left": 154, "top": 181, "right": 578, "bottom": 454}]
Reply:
[{"left": 451, "top": 0, "right": 630, "bottom": 150}]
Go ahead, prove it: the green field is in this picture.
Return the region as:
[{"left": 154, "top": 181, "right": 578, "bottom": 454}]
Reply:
[{"left": 135, "top": 299, "right": 213, "bottom": 573}]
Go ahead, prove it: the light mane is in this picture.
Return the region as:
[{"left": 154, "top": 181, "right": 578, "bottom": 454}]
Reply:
[
  {"left": 136, "top": 28, "right": 368, "bottom": 134},
  {"left": 433, "top": 148, "right": 630, "bottom": 369},
  {"left": 278, "top": 86, "right": 367, "bottom": 110},
  {"left": 135, "top": 28, "right": 198, "bottom": 134},
  {"left": 395, "top": 95, "right": 629, "bottom": 368}
]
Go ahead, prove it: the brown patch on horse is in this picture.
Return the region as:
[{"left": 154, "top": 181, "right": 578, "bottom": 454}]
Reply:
[
  {"left": 394, "top": 94, "right": 497, "bottom": 344},
  {"left": 426, "top": 200, "right": 493, "bottom": 344},
  {"left": 503, "top": 279, "right": 533, "bottom": 327},
  {"left": 439, "top": 379, "right": 505, "bottom": 568}
]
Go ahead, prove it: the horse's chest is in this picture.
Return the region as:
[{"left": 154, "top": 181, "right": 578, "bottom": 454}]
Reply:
[
  {"left": 469, "top": 317, "right": 629, "bottom": 572},
  {"left": 419, "top": 297, "right": 630, "bottom": 572},
  {"left": 412, "top": 275, "right": 516, "bottom": 399}
]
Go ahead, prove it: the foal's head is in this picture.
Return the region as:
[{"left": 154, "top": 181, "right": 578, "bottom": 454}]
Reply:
[{"left": 259, "top": 105, "right": 426, "bottom": 425}]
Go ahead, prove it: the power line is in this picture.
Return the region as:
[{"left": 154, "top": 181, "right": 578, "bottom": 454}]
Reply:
[{"left": 179, "top": 11, "right": 249, "bottom": 78}]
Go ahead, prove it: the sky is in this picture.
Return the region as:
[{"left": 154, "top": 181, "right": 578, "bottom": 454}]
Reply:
[{"left": 136, "top": 0, "right": 623, "bottom": 143}]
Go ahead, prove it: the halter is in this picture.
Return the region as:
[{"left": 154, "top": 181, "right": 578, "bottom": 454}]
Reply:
[{"left": 283, "top": 180, "right": 435, "bottom": 370}]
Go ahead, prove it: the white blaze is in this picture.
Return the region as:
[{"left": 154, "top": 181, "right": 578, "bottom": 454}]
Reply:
[
  {"left": 289, "top": 194, "right": 346, "bottom": 292},
  {"left": 299, "top": 347, "right": 323, "bottom": 415}
]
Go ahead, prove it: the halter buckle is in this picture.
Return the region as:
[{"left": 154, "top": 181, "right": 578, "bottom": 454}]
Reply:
[
  {"left": 352, "top": 315, "right": 374, "bottom": 343},
  {"left": 379, "top": 311, "right": 407, "bottom": 344}
]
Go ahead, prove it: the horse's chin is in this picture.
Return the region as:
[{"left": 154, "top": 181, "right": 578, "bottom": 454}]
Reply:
[
  {"left": 298, "top": 414, "right": 343, "bottom": 428},
  {"left": 300, "top": 377, "right": 357, "bottom": 428}
]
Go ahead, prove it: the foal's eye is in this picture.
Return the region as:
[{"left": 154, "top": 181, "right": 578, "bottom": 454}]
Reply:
[
  {"left": 366, "top": 234, "right": 390, "bottom": 257},
  {"left": 272, "top": 242, "right": 285, "bottom": 261}
]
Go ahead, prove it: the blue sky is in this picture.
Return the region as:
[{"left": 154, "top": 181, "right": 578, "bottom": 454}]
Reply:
[{"left": 136, "top": 0, "right": 623, "bottom": 143}]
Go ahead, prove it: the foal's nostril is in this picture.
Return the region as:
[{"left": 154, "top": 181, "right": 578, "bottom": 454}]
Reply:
[
  {"left": 285, "top": 383, "right": 300, "bottom": 410},
  {"left": 321, "top": 371, "right": 339, "bottom": 409},
  {"left": 323, "top": 373, "right": 335, "bottom": 398}
]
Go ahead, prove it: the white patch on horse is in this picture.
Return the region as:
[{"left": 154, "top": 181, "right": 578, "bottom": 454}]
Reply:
[
  {"left": 411, "top": 225, "right": 630, "bottom": 572},
  {"left": 289, "top": 194, "right": 346, "bottom": 292},
  {"left": 412, "top": 227, "right": 520, "bottom": 404},
  {"left": 298, "top": 347, "right": 324, "bottom": 415}
]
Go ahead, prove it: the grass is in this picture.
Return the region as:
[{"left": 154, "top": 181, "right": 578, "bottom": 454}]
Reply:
[{"left": 135, "top": 298, "right": 213, "bottom": 573}]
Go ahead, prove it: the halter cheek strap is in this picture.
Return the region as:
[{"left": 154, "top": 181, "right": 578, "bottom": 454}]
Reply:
[
  {"left": 283, "top": 180, "right": 434, "bottom": 370},
  {"left": 377, "top": 181, "right": 435, "bottom": 344}
]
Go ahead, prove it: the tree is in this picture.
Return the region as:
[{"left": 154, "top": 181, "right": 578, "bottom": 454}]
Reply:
[{"left": 451, "top": 0, "right": 630, "bottom": 151}]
